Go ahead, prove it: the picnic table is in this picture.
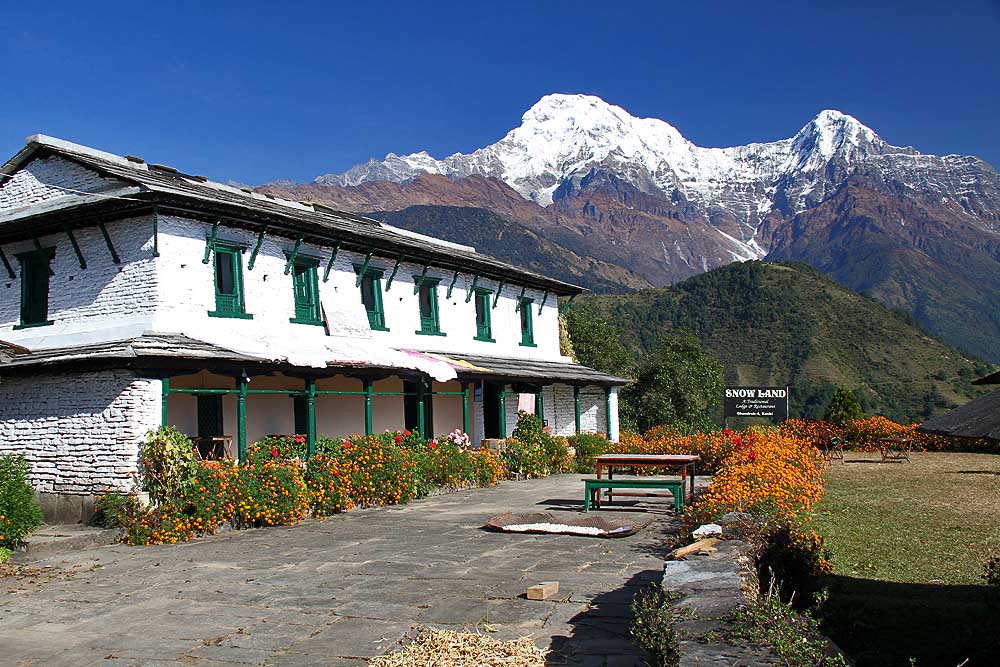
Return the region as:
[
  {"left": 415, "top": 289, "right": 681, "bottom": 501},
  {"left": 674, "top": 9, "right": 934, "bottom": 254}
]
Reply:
[
  {"left": 877, "top": 437, "right": 913, "bottom": 463},
  {"left": 593, "top": 453, "right": 699, "bottom": 508}
]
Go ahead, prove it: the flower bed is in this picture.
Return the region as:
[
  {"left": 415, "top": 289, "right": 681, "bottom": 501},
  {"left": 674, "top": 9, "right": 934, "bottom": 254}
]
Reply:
[
  {"left": 780, "top": 416, "right": 1000, "bottom": 453},
  {"left": 108, "top": 426, "right": 509, "bottom": 545}
]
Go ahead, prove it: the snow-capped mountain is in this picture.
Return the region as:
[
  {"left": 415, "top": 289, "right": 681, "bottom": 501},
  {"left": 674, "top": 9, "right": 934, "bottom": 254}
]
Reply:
[
  {"left": 315, "top": 94, "right": 1000, "bottom": 247},
  {"left": 262, "top": 94, "right": 1000, "bottom": 361}
]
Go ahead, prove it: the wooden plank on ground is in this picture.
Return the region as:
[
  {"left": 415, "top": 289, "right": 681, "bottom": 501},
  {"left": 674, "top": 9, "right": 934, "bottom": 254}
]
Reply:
[
  {"left": 669, "top": 538, "right": 722, "bottom": 560},
  {"left": 527, "top": 582, "right": 559, "bottom": 600}
]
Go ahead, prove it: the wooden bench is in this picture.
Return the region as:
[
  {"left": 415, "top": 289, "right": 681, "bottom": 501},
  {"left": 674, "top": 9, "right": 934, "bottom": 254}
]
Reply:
[{"left": 583, "top": 478, "right": 685, "bottom": 513}]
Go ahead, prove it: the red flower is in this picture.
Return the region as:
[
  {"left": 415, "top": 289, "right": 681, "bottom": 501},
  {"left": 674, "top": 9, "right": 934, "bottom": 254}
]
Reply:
[
  {"left": 723, "top": 428, "right": 734, "bottom": 437},
  {"left": 732, "top": 435, "right": 743, "bottom": 447},
  {"left": 395, "top": 435, "right": 404, "bottom": 445},
  {"left": 429, "top": 441, "right": 437, "bottom": 450},
  {"left": 747, "top": 449, "right": 757, "bottom": 462},
  {"left": 294, "top": 436, "right": 305, "bottom": 444},
  {"left": 403, "top": 430, "right": 411, "bottom": 437},
  {"left": 333, "top": 470, "right": 341, "bottom": 477},
  {"left": 270, "top": 447, "right": 279, "bottom": 458}
]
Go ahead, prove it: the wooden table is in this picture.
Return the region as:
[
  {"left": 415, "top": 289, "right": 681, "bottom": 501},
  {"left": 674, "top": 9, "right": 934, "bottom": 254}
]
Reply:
[
  {"left": 594, "top": 454, "right": 699, "bottom": 508},
  {"left": 877, "top": 437, "right": 913, "bottom": 463}
]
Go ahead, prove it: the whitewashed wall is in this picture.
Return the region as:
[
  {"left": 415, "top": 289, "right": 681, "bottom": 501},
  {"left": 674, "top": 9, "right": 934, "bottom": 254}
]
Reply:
[
  {"left": 0, "top": 370, "right": 160, "bottom": 493},
  {"left": 154, "top": 215, "right": 565, "bottom": 361},
  {"left": 0, "top": 155, "right": 124, "bottom": 213}
]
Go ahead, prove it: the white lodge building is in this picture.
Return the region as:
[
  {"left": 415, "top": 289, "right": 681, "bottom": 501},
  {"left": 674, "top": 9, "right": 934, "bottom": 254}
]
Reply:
[{"left": 0, "top": 136, "right": 625, "bottom": 521}]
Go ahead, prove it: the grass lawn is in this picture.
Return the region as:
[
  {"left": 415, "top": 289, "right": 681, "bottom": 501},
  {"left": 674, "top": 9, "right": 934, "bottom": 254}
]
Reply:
[{"left": 812, "top": 452, "right": 1000, "bottom": 667}]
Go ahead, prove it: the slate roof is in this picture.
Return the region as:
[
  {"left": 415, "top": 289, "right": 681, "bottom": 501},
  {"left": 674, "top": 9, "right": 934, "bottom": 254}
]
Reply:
[
  {"left": 428, "top": 351, "right": 629, "bottom": 386},
  {"left": 918, "top": 390, "right": 1000, "bottom": 441},
  {"left": 0, "top": 333, "right": 626, "bottom": 386},
  {"left": 0, "top": 136, "right": 583, "bottom": 295}
]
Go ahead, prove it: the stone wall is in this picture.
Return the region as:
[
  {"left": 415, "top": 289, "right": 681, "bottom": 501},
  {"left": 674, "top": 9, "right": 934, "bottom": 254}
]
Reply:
[
  {"left": 0, "top": 370, "right": 161, "bottom": 522},
  {"left": 0, "top": 155, "right": 125, "bottom": 213}
]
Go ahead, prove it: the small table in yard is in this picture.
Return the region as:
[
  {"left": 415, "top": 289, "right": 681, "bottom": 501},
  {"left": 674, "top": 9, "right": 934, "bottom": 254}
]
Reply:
[
  {"left": 877, "top": 437, "right": 913, "bottom": 463},
  {"left": 593, "top": 454, "right": 699, "bottom": 509}
]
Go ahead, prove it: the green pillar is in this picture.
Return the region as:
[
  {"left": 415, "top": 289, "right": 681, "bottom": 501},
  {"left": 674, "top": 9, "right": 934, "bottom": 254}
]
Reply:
[
  {"left": 605, "top": 387, "right": 613, "bottom": 438},
  {"left": 417, "top": 378, "right": 426, "bottom": 437},
  {"left": 306, "top": 378, "right": 317, "bottom": 458},
  {"left": 498, "top": 384, "right": 507, "bottom": 439},
  {"left": 237, "top": 374, "right": 248, "bottom": 463},
  {"left": 535, "top": 388, "right": 544, "bottom": 423},
  {"left": 462, "top": 383, "right": 471, "bottom": 434},
  {"left": 160, "top": 377, "right": 170, "bottom": 427},
  {"left": 363, "top": 378, "right": 374, "bottom": 436},
  {"left": 574, "top": 385, "right": 582, "bottom": 435}
]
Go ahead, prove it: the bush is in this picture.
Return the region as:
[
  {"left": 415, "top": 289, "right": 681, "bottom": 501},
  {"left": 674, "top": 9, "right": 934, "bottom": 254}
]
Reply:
[
  {"left": 139, "top": 427, "right": 200, "bottom": 506},
  {"left": 122, "top": 506, "right": 193, "bottom": 546},
  {"left": 822, "top": 386, "right": 863, "bottom": 425},
  {"left": 733, "top": 588, "right": 847, "bottom": 667},
  {"left": 414, "top": 440, "right": 475, "bottom": 494},
  {"left": 337, "top": 435, "right": 419, "bottom": 507},
  {"left": 249, "top": 435, "right": 307, "bottom": 463},
  {"left": 629, "top": 586, "right": 681, "bottom": 667},
  {"left": 503, "top": 412, "right": 573, "bottom": 478},
  {"left": 0, "top": 454, "right": 43, "bottom": 549},
  {"left": 470, "top": 449, "right": 507, "bottom": 486},
  {"left": 570, "top": 433, "right": 612, "bottom": 473},
  {"left": 305, "top": 453, "right": 357, "bottom": 516},
  {"left": 231, "top": 458, "right": 310, "bottom": 528},
  {"left": 91, "top": 491, "right": 144, "bottom": 530},
  {"left": 756, "top": 521, "right": 832, "bottom": 609}
]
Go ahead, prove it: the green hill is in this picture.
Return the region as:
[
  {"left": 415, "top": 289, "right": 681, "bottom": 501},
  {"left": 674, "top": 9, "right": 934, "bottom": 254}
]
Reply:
[{"left": 574, "top": 261, "right": 993, "bottom": 423}]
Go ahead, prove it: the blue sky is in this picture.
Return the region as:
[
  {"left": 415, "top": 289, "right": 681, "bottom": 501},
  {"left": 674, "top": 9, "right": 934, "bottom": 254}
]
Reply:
[{"left": 1, "top": 1, "right": 998, "bottom": 184}]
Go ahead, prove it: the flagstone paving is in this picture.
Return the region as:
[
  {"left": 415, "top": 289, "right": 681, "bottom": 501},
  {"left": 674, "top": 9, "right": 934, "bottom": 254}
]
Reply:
[{"left": 0, "top": 474, "right": 703, "bottom": 666}]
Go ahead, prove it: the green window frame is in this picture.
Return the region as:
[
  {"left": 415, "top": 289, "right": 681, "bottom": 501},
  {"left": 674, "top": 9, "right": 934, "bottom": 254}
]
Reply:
[
  {"left": 208, "top": 242, "right": 252, "bottom": 319},
  {"left": 356, "top": 266, "right": 388, "bottom": 331},
  {"left": 519, "top": 297, "right": 536, "bottom": 347},
  {"left": 289, "top": 256, "right": 323, "bottom": 326},
  {"left": 415, "top": 277, "right": 445, "bottom": 336},
  {"left": 14, "top": 247, "right": 55, "bottom": 330},
  {"left": 473, "top": 288, "right": 494, "bottom": 342}
]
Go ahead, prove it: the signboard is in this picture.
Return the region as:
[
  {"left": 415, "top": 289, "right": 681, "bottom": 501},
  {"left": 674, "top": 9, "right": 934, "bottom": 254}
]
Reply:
[{"left": 724, "top": 386, "right": 789, "bottom": 420}]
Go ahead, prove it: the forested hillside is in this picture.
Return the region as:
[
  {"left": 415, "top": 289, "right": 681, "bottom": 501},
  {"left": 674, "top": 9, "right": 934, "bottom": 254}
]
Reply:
[{"left": 574, "top": 261, "right": 992, "bottom": 422}]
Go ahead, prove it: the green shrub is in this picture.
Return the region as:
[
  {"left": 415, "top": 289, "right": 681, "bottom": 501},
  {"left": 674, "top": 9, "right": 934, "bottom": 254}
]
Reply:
[
  {"left": 629, "top": 586, "right": 681, "bottom": 667},
  {"left": 91, "top": 491, "right": 144, "bottom": 529},
  {"left": 305, "top": 454, "right": 355, "bottom": 516},
  {"left": 0, "top": 454, "right": 43, "bottom": 549},
  {"left": 733, "top": 588, "right": 847, "bottom": 667},
  {"left": 504, "top": 412, "right": 573, "bottom": 478},
  {"left": 414, "top": 441, "right": 475, "bottom": 495},
  {"left": 570, "top": 433, "right": 612, "bottom": 473},
  {"left": 822, "top": 387, "right": 863, "bottom": 425},
  {"left": 249, "top": 435, "right": 307, "bottom": 462},
  {"left": 231, "top": 458, "right": 310, "bottom": 528},
  {"left": 139, "top": 427, "right": 199, "bottom": 506},
  {"left": 756, "top": 521, "right": 832, "bottom": 610}
]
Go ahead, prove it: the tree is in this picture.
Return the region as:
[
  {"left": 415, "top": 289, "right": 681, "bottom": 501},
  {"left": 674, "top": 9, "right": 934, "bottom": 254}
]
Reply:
[
  {"left": 621, "top": 330, "right": 724, "bottom": 433},
  {"left": 563, "top": 309, "right": 636, "bottom": 377},
  {"left": 823, "top": 386, "right": 863, "bottom": 424}
]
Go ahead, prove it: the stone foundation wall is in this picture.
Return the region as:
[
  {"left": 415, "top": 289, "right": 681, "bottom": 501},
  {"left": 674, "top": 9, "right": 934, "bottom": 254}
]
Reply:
[{"left": 0, "top": 370, "right": 161, "bottom": 522}]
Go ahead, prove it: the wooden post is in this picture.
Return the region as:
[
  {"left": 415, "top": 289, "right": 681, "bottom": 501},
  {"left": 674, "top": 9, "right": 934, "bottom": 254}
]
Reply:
[
  {"left": 498, "top": 384, "right": 507, "bottom": 439},
  {"left": 605, "top": 387, "right": 612, "bottom": 438},
  {"left": 535, "top": 390, "right": 544, "bottom": 423},
  {"left": 574, "top": 386, "right": 582, "bottom": 435},
  {"left": 161, "top": 377, "right": 170, "bottom": 427},
  {"left": 462, "top": 383, "right": 471, "bottom": 434},
  {"left": 306, "top": 378, "right": 317, "bottom": 458},
  {"left": 417, "top": 379, "right": 426, "bottom": 437},
  {"left": 237, "top": 374, "right": 248, "bottom": 463},
  {"left": 363, "top": 378, "right": 374, "bottom": 436}
]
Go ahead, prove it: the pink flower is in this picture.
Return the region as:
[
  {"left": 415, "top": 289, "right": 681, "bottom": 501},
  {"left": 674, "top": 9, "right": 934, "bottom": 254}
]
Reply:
[
  {"left": 294, "top": 436, "right": 305, "bottom": 444},
  {"left": 395, "top": 435, "right": 404, "bottom": 445},
  {"left": 270, "top": 447, "right": 280, "bottom": 458}
]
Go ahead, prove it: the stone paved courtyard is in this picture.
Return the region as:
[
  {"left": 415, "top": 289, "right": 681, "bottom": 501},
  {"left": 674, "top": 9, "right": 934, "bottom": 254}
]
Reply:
[{"left": 0, "top": 474, "right": 700, "bottom": 666}]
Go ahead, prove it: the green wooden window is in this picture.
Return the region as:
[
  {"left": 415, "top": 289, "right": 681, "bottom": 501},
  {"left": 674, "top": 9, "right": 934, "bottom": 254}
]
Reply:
[
  {"left": 15, "top": 248, "right": 55, "bottom": 329},
  {"left": 474, "top": 288, "right": 494, "bottom": 342},
  {"left": 519, "top": 297, "right": 536, "bottom": 347},
  {"left": 290, "top": 258, "right": 322, "bottom": 326},
  {"left": 416, "top": 278, "right": 444, "bottom": 336},
  {"left": 357, "top": 267, "right": 388, "bottom": 331},
  {"left": 209, "top": 243, "right": 252, "bottom": 319}
]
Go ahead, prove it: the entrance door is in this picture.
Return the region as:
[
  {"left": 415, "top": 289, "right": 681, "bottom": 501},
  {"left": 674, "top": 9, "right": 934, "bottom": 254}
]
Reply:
[
  {"left": 483, "top": 382, "right": 502, "bottom": 439},
  {"left": 197, "top": 395, "right": 224, "bottom": 438},
  {"left": 403, "top": 379, "right": 434, "bottom": 436}
]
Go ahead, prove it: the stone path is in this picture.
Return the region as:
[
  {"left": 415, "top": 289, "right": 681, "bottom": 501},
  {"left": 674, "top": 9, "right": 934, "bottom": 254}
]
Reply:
[{"left": 1, "top": 474, "right": 703, "bottom": 666}]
